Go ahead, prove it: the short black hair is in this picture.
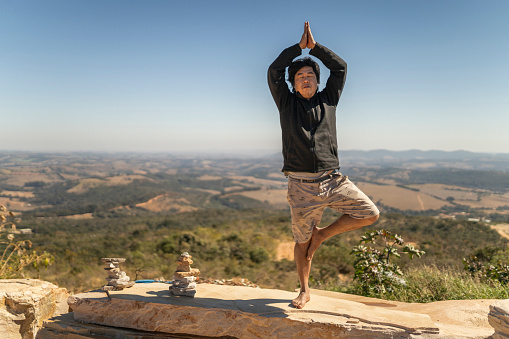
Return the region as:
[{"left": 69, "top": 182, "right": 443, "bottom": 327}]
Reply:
[{"left": 287, "top": 57, "right": 320, "bottom": 92}]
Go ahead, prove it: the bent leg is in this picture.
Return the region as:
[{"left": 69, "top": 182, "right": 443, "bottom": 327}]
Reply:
[
  {"left": 307, "top": 214, "right": 379, "bottom": 261},
  {"left": 305, "top": 175, "right": 380, "bottom": 260},
  {"left": 293, "top": 239, "right": 312, "bottom": 308}
]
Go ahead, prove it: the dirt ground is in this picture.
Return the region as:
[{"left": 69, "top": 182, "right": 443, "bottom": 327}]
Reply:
[
  {"left": 490, "top": 223, "right": 509, "bottom": 240},
  {"left": 276, "top": 241, "right": 295, "bottom": 261}
]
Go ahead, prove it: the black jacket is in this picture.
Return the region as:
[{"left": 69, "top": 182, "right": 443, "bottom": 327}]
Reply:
[{"left": 268, "top": 43, "right": 347, "bottom": 172}]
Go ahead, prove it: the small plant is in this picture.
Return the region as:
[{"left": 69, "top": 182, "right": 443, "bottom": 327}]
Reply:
[
  {"left": 0, "top": 205, "right": 54, "bottom": 279},
  {"left": 351, "top": 229, "right": 425, "bottom": 295}
]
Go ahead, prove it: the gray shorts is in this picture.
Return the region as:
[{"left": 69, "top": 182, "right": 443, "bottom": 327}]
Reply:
[{"left": 287, "top": 172, "right": 379, "bottom": 243}]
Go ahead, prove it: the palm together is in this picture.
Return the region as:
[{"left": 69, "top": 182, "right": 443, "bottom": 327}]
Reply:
[{"left": 299, "top": 21, "right": 316, "bottom": 50}]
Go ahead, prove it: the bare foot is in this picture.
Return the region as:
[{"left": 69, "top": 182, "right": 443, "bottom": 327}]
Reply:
[
  {"left": 292, "top": 290, "right": 310, "bottom": 309},
  {"left": 306, "top": 227, "right": 323, "bottom": 261}
]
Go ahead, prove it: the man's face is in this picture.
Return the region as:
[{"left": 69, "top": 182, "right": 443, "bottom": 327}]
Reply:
[{"left": 294, "top": 66, "right": 318, "bottom": 99}]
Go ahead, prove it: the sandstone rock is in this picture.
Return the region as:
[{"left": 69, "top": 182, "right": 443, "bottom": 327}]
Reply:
[
  {"left": 489, "top": 299, "right": 509, "bottom": 339},
  {"left": 0, "top": 279, "right": 68, "bottom": 339},
  {"left": 68, "top": 283, "right": 440, "bottom": 338},
  {"left": 175, "top": 264, "right": 191, "bottom": 272},
  {"left": 173, "top": 269, "right": 200, "bottom": 278}
]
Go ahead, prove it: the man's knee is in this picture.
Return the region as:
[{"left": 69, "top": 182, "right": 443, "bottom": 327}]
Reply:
[
  {"left": 295, "top": 239, "right": 310, "bottom": 250},
  {"left": 365, "top": 214, "right": 379, "bottom": 225}
]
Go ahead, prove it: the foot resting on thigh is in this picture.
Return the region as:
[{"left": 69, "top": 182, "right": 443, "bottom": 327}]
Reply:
[
  {"left": 292, "top": 290, "right": 311, "bottom": 309},
  {"left": 306, "top": 227, "right": 323, "bottom": 261}
]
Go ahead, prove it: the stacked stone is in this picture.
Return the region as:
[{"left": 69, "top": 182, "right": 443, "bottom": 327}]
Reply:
[
  {"left": 170, "top": 252, "right": 200, "bottom": 297},
  {"left": 101, "top": 258, "right": 135, "bottom": 291}
]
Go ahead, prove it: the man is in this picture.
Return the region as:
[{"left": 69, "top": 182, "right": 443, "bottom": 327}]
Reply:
[{"left": 268, "top": 22, "right": 380, "bottom": 309}]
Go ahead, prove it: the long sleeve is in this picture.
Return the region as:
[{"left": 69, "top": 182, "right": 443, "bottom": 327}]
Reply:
[
  {"left": 267, "top": 43, "right": 302, "bottom": 112},
  {"left": 309, "top": 43, "right": 347, "bottom": 105}
]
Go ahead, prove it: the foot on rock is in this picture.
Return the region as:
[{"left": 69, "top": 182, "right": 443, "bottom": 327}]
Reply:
[{"left": 292, "top": 290, "right": 311, "bottom": 309}]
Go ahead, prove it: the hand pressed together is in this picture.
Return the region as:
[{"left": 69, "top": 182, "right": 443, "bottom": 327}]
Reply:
[{"left": 298, "top": 21, "right": 316, "bottom": 50}]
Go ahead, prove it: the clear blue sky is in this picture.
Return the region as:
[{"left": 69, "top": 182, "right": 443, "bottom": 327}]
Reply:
[{"left": 1, "top": 0, "right": 508, "bottom": 154}]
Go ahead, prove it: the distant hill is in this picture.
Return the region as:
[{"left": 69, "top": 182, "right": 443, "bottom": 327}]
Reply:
[
  {"left": 339, "top": 149, "right": 509, "bottom": 171},
  {"left": 1, "top": 150, "right": 509, "bottom": 219}
]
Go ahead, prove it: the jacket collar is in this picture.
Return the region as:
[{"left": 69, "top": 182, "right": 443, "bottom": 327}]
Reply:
[{"left": 296, "top": 90, "right": 318, "bottom": 100}]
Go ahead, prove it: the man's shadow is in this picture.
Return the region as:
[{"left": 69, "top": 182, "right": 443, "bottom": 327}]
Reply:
[{"left": 95, "top": 288, "right": 293, "bottom": 319}]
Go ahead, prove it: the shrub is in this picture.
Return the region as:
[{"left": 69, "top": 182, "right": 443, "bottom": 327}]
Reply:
[
  {"left": 464, "top": 246, "right": 509, "bottom": 285},
  {"left": 249, "top": 247, "right": 269, "bottom": 264},
  {"left": 351, "top": 229, "right": 424, "bottom": 295},
  {"left": 389, "top": 265, "right": 509, "bottom": 302},
  {"left": 1, "top": 205, "right": 54, "bottom": 279}
]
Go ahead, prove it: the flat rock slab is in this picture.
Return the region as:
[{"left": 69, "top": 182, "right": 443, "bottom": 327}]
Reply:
[
  {"left": 68, "top": 283, "right": 439, "bottom": 338},
  {"left": 312, "top": 289, "right": 496, "bottom": 338}
]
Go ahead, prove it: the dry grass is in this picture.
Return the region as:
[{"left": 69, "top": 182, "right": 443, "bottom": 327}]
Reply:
[
  {"left": 408, "top": 184, "right": 479, "bottom": 200},
  {"left": 405, "top": 184, "right": 509, "bottom": 209},
  {"left": 67, "top": 178, "right": 106, "bottom": 193},
  {"left": 267, "top": 172, "right": 286, "bottom": 180},
  {"left": 228, "top": 175, "right": 286, "bottom": 188},
  {"left": 276, "top": 241, "right": 295, "bottom": 261},
  {"left": 0, "top": 191, "right": 35, "bottom": 198},
  {"left": 197, "top": 175, "right": 222, "bottom": 181},
  {"left": 459, "top": 194, "right": 509, "bottom": 209},
  {"left": 1, "top": 171, "right": 60, "bottom": 186},
  {"left": 235, "top": 188, "right": 288, "bottom": 207},
  {"left": 62, "top": 213, "right": 94, "bottom": 220},
  {"left": 136, "top": 194, "right": 199, "bottom": 213},
  {"left": 183, "top": 187, "right": 221, "bottom": 195},
  {"left": 67, "top": 175, "right": 152, "bottom": 193},
  {"left": 0, "top": 197, "right": 38, "bottom": 212},
  {"left": 356, "top": 182, "right": 451, "bottom": 211},
  {"left": 106, "top": 174, "right": 148, "bottom": 184},
  {"left": 490, "top": 223, "right": 509, "bottom": 240},
  {"left": 223, "top": 186, "right": 245, "bottom": 193}
]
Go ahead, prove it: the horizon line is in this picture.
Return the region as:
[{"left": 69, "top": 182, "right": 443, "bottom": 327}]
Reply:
[{"left": 1, "top": 148, "right": 509, "bottom": 157}]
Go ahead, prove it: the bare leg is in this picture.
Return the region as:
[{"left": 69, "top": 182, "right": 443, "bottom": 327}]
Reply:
[
  {"left": 293, "top": 240, "right": 312, "bottom": 308},
  {"left": 306, "top": 214, "right": 379, "bottom": 261}
]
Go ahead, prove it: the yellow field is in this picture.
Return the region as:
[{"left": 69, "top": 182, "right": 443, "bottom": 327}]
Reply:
[
  {"left": 399, "top": 183, "right": 509, "bottom": 209},
  {"left": 183, "top": 187, "right": 222, "bottom": 195},
  {"left": 228, "top": 176, "right": 286, "bottom": 189},
  {"left": 222, "top": 180, "right": 458, "bottom": 211},
  {"left": 356, "top": 182, "right": 451, "bottom": 211},
  {"left": 460, "top": 194, "right": 509, "bottom": 209},
  {"left": 1, "top": 171, "right": 60, "bottom": 186},
  {"left": 0, "top": 197, "right": 38, "bottom": 212},
  {"left": 197, "top": 175, "right": 223, "bottom": 181},
  {"left": 407, "top": 184, "right": 478, "bottom": 200},
  {"left": 62, "top": 213, "right": 94, "bottom": 220},
  {"left": 222, "top": 186, "right": 244, "bottom": 193}
]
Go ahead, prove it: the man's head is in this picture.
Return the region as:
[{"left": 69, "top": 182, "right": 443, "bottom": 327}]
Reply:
[{"left": 288, "top": 57, "right": 320, "bottom": 99}]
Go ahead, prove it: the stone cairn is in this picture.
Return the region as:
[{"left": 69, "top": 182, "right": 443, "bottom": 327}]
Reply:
[
  {"left": 101, "top": 258, "right": 135, "bottom": 291},
  {"left": 170, "top": 252, "right": 200, "bottom": 297}
]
